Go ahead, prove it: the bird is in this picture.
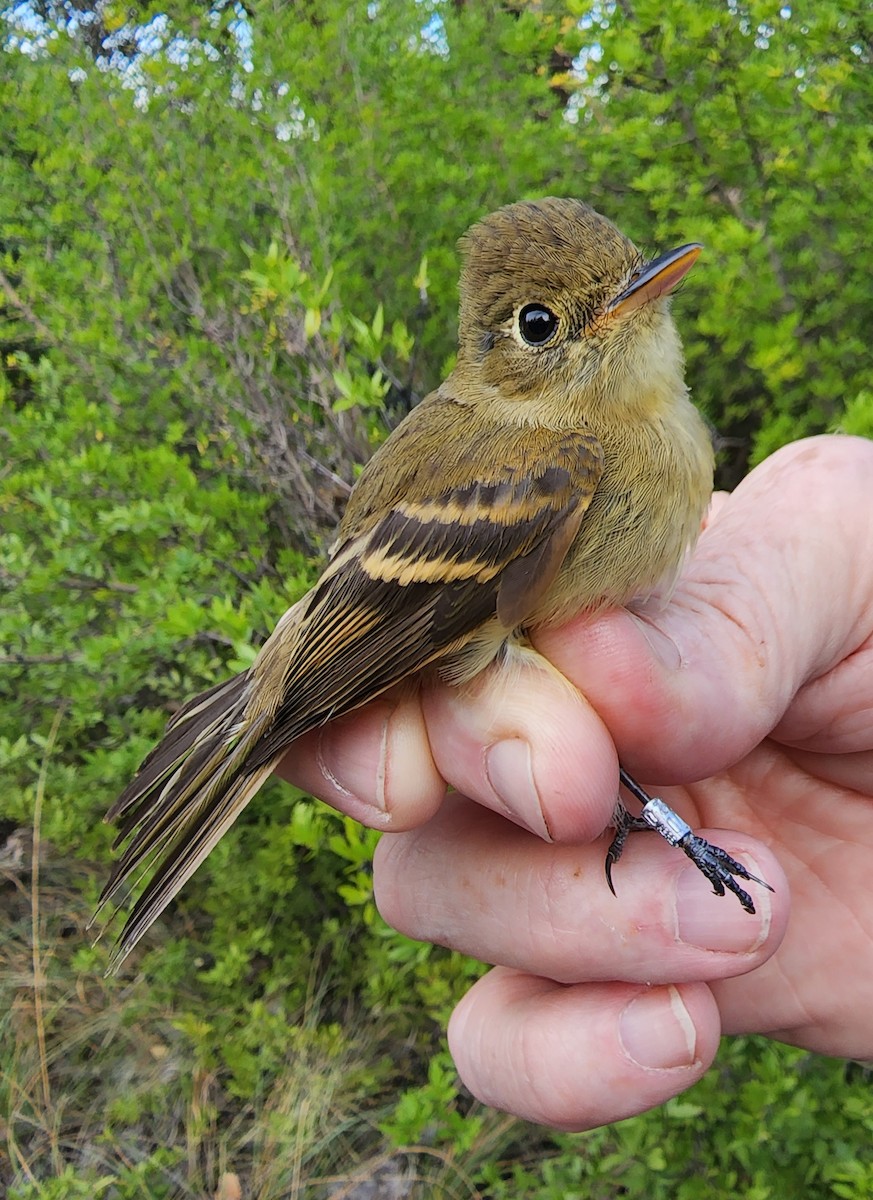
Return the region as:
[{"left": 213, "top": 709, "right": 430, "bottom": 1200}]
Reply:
[{"left": 96, "top": 197, "right": 771, "bottom": 969}]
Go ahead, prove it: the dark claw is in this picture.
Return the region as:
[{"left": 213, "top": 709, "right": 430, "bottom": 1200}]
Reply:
[
  {"left": 606, "top": 770, "right": 774, "bottom": 913},
  {"left": 679, "top": 834, "right": 773, "bottom": 914},
  {"left": 605, "top": 836, "right": 620, "bottom": 896},
  {"left": 605, "top": 799, "right": 649, "bottom": 896}
]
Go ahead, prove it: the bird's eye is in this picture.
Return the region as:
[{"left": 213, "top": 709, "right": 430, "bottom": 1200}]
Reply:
[{"left": 517, "top": 303, "right": 558, "bottom": 346}]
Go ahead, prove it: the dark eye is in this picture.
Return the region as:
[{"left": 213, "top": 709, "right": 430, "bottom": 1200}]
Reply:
[{"left": 518, "top": 303, "right": 558, "bottom": 346}]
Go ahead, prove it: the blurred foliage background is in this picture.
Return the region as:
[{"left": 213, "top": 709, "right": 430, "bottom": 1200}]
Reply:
[{"left": 2, "top": 0, "right": 872, "bottom": 1195}]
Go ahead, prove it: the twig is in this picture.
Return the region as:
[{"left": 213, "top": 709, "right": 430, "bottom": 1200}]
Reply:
[
  {"left": 31, "top": 704, "right": 67, "bottom": 1116},
  {"left": 0, "top": 653, "right": 81, "bottom": 666},
  {"left": 58, "top": 575, "right": 139, "bottom": 595}
]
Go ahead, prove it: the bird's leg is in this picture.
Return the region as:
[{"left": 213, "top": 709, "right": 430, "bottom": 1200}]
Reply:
[{"left": 605, "top": 768, "right": 773, "bottom": 914}]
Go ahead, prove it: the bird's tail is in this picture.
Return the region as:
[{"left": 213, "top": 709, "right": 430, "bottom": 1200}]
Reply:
[{"left": 93, "top": 671, "right": 280, "bottom": 970}]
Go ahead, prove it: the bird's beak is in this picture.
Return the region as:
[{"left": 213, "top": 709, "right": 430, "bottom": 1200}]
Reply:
[{"left": 607, "top": 243, "right": 702, "bottom": 318}]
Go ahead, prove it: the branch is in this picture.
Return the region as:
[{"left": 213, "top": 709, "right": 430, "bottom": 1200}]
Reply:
[{"left": 0, "top": 653, "right": 81, "bottom": 665}]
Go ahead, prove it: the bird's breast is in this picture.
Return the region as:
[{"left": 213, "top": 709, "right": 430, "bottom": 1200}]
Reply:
[{"left": 528, "top": 398, "right": 714, "bottom": 627}]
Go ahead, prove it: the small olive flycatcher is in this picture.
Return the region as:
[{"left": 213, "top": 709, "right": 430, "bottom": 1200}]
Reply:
[{"left": 97, "top": 198, "right": 771, "bottom": 968}]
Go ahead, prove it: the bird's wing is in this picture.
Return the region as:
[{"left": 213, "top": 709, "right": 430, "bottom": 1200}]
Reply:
[
  {"left": 98, "top": 414, "right": 602, "bottom": 967},
  {"left": 247, "top": 417, "right": 604, "bottom": 761}
]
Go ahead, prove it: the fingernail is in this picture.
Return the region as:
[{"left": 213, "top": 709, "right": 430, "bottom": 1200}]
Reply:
[
  {"left": 675, "top": 860, "right": 771, "bottom": 952},
  {"left": 619, "top": 986, "right": 698, "bottom": 1070},
  {"left": 484, "top": 738, "right": 552, "bottom": 840},
  {"left": 317, "top": 702, "right": 393, "bottom": 813}
]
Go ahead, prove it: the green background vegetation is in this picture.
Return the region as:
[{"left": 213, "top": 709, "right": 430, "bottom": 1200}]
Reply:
[{"left": 2, "top": 0, "right": 872, "bottom": 1195}]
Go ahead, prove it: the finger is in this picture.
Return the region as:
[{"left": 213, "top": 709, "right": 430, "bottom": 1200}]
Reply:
[
  {"left": 771, "top": 638, "right": 873, "bottom": 755},
  {"left": 374, "top": 795, "right": 787, "bottom": 984},
  {"left": 535, "top": 435, "right": 873, "bottom": 779},
  {"left": 447, "top": 968, "right": 721, "bottom": 1129},
  {"left": 422, "top": 647, "right": 618, "bottom": 844},
  {"left": 774, "top": 745, "right": 873, "bottom": 796},
  {"left": 276, "top": 688, "right": 446, "bottom": 830}
]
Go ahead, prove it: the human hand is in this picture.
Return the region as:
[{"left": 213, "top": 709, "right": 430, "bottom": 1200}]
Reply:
[{"left": 279, "top": 434, "right": 873, "bottom": 1129}]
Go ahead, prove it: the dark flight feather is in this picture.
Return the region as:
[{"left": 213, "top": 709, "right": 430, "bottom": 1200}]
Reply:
[{"left": 96, "top": 419, "right": 604, "bottom": 966}]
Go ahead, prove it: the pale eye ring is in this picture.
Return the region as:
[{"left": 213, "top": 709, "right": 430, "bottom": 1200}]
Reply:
[{"left": 518, "top": 303, "right": 558, "bottom": 346}]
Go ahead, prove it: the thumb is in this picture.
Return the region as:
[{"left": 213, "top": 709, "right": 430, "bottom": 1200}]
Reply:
[{"left": 534, "top": 435, "right": 873, "bottom": 782}]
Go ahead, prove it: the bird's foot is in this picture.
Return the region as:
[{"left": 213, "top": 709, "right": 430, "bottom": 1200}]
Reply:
[{"left": 606, "top": 769, "right": 773, "bottom": 914}]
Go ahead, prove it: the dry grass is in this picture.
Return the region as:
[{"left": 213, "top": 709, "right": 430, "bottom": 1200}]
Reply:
[
  {"left": 0, "top": 831, "right": 517, "bottom": 1199},
  {"left": 0, "top": 714, "right": 522, "bottom": 1198}
]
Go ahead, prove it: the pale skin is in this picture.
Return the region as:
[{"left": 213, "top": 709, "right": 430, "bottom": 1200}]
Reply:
[{"left": 279, "top": 434, "right": 873, "bottom": 1130}]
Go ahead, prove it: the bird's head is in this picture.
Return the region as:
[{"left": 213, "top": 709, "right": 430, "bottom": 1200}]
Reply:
[{"left": 456, "top": 198, "right": 700, "bottom": 423}]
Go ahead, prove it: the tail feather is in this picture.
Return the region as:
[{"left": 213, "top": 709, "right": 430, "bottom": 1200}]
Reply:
[
  {"left": 107, "top": 674, "right": 251, "bottom": 825},
  {"left": 105, "top": 718, "right": 264, "bottom": 897},
  {"left": 95, "top": 671, "right": 280, "bottom": 971},
  {"left": 104, "top": 760, "right": 278, "bottom": 970}
]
